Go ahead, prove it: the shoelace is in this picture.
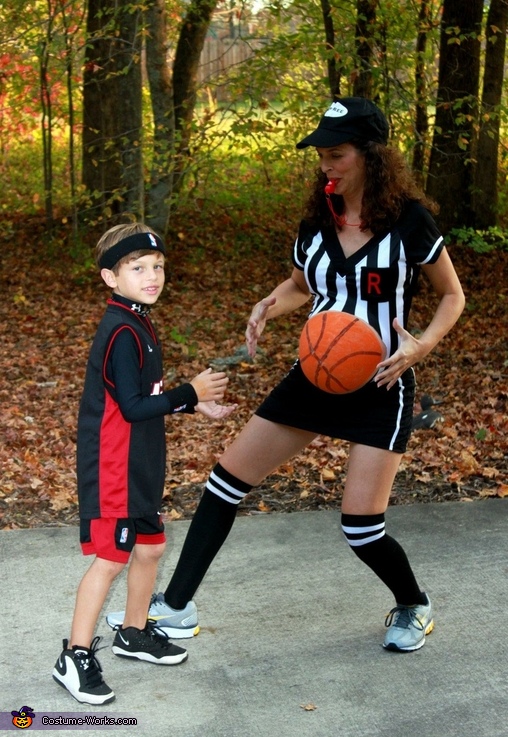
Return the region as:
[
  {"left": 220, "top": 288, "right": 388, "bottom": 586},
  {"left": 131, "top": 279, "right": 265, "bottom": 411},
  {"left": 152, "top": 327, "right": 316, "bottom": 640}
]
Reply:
[
  {"left": 149, "top": 592, "right": 160, "bottom": 607},
  {"left": 114, "top": 620, "right": 170, "bottom": 643},
  {"left": 73, "top": 636, "right": 106, "bottom": 687},
  {"left": 144, "top": 620, "right": 170, "bottom": 643},
  {"left": 385, "top": 606, "right": 425, "bottom": 631}
]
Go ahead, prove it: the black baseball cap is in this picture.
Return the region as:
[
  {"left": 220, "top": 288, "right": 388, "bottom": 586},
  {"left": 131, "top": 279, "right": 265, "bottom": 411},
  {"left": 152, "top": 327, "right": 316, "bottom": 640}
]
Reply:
[{"left": 296, "top": 97, "right": 389, "bottom": 149}]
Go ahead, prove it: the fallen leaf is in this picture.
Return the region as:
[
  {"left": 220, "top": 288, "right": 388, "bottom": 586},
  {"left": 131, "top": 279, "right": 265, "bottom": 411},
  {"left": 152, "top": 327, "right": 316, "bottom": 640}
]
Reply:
[
  {"left": 321, "top": 468, "right": 336, "bottom": 481},
  {"left": 496, "top": 483, "right": 508, "bottom": 498},
  {"left": 166, "top": 508, "right": 183, "bottom": 521}
]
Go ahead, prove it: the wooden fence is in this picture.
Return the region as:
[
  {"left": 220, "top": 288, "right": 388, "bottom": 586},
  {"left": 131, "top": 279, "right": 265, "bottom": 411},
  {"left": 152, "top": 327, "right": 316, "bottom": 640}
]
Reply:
[{"left": 196, "top": 35, "right": 261, "bottom": 101}]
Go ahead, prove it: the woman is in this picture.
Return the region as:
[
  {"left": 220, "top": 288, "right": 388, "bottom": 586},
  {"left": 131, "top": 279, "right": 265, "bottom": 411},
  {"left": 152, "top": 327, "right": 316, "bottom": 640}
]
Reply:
[{"left": 108, "top": 97, "right": 465, "bottom": 652}]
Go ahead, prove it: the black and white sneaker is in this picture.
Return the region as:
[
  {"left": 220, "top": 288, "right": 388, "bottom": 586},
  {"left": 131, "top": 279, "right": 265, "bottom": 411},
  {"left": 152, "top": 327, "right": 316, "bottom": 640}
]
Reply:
[
  {"left": 52, "top": 636, "right": 115, "bottom": 705},
  {"left": 112, "top": 621, "right": 188, "bottom": 665}
]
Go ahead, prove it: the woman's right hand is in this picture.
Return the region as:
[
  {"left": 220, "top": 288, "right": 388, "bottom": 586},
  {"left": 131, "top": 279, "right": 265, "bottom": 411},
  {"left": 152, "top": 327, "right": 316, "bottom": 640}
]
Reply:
[{"left": 245, "top": 296, "right": 277, "bottom": 358}]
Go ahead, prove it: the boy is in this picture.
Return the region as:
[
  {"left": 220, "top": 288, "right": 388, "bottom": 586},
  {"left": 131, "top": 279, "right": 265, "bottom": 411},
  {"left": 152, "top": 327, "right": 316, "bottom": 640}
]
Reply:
[{"left": 53, "top": 223, "right": 234, "bottom": 705}]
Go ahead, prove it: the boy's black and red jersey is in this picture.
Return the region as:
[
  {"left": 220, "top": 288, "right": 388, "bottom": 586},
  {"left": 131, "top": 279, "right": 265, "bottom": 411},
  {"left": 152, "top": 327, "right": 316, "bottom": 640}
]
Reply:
[{"left": 77, "top": 295, "right": 197, "bottom": 519}]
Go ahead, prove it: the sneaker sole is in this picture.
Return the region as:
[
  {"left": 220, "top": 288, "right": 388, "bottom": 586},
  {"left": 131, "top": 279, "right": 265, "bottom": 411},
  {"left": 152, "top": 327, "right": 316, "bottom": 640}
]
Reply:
[
  {"left": 383, "top": 618, "right": 435, "bottom": 652},
  {"left": 52, "top": 672, "right": 116, "bottom": 705},
  {"left": 106, "top": 615, "right": 200, "bottom": 640},
  {"left": 111, "top": 646, "right": 189, "bottom": 666},
  {"left": 148, "top": 620, "right": 200, "bottom": 639}
]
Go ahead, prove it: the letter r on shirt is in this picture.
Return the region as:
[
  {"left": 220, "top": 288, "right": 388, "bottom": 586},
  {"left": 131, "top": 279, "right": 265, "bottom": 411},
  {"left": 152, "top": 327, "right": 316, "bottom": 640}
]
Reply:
[{"left": 361, "top": 267, "right": 398, "bottom": 303}]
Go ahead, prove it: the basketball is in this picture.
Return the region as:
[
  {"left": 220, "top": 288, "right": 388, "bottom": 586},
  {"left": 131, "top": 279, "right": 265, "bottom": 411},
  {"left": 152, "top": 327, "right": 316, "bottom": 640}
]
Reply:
[{"left": 298, "top": 311, "right": 386, "bottom": 394}]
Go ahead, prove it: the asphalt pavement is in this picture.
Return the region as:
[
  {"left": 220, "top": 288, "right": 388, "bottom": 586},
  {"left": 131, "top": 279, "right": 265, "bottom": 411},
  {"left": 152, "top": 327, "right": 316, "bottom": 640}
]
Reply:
[{"left": 1, "top": 500, "right": 507, "bottom": 736}]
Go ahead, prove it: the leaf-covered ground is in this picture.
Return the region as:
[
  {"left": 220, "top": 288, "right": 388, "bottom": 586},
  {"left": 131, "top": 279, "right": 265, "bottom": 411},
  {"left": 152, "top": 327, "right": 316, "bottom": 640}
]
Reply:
[{"left": 1, "top": 212, "right": 507, "bottom": 530}]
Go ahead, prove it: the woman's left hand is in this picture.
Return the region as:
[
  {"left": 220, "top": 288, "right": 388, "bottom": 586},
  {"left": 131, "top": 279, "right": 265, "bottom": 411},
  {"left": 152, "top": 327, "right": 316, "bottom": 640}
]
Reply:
[{"left": 374, "top": 318, "right": 425, "bottom": 390}]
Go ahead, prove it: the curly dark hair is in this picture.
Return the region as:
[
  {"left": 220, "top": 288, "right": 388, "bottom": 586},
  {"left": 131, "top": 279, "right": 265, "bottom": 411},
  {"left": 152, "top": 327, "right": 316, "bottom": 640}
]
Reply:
[{"left": 304, "top": 139, "right": 438, "bottom": 234}]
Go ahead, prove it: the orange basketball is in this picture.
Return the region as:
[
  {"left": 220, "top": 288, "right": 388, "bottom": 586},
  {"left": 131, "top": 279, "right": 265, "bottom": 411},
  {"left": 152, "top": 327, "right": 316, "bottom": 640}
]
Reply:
[{"left": 299, "top": 311, "right": 386, "bottom": 394}]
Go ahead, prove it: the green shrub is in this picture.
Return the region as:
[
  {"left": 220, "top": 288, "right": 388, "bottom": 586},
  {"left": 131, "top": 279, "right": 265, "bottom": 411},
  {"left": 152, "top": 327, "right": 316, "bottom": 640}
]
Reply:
[{"left": 445, "top": 226, "right": 508, "bottom": 253}]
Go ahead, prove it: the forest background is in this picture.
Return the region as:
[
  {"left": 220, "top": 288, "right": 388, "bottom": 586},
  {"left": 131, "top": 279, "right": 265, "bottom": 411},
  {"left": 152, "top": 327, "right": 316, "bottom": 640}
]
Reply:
[{"left": 0, "top": 0, "right": 507, "bottom": 529}]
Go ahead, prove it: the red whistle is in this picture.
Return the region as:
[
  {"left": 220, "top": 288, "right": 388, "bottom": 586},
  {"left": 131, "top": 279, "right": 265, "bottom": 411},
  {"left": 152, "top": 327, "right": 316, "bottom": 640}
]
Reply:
[{"left": 324, "top": 178, "right": 338, "bottom": 195}]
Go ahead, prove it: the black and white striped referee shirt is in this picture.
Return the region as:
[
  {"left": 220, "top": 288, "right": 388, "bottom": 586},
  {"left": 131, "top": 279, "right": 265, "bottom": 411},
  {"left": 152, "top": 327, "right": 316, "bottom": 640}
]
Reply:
[{"left": 293, "top": 200, "right": 444, "bottom": 358}]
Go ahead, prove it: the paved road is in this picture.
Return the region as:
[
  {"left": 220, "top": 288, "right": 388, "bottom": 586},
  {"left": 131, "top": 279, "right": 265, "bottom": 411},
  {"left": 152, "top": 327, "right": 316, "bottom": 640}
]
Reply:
[{"left": 1, "top": 500, "right": 507, "bottom": 736}]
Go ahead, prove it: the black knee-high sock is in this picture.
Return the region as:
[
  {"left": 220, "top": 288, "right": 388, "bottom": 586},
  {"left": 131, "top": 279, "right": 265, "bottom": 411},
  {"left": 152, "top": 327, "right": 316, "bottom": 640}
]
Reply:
[
  {"left": 341, "top": 513, "right": 427, "bottom": 605},
  {"left": 164, "top": 463, "right": 252, "bottom": 609}
]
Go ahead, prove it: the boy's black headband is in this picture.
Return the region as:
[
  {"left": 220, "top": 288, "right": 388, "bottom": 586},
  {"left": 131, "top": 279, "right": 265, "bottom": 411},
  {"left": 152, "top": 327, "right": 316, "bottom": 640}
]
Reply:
[{"left": 99, "top": 232, "right": 166, "bottom": 270}]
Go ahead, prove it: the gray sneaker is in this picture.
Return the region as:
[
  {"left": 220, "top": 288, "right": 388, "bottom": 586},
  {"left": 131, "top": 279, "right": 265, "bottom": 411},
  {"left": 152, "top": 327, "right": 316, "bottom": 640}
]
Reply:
[
  {"left": 383, "top": 595, "right": 434, "bottom": 652},
  {"left": 106, "top": 594, "right": 199, "bottom": 639}
]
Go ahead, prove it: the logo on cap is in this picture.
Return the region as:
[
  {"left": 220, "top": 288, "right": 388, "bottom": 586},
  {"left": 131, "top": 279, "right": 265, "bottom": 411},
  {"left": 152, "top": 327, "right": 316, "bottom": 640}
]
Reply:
[
  {"left": 148, "top": 234, "right": 158, "bottom": 248},
  {"left": 324, "top": 102, "right": 349, "bottom": 118}
]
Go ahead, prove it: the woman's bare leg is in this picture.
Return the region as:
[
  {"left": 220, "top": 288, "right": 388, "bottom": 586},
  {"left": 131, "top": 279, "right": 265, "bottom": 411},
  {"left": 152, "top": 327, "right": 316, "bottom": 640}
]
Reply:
[{"left": 220, "top": 415, "right": 317, "bottom": 484}]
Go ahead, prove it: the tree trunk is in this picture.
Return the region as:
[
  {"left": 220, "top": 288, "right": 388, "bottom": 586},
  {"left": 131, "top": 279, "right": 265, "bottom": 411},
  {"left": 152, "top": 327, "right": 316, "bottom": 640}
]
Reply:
[
  {"left": 144, "top": 0, "right": 217, "bottom": 232},
  {"left": 82, "top": 0, "right": 143, "bottom": 221},
  {"left": 426, "top": 0, "right": 483, "bottom": 232},
  {"left": 320, "top": 0, "right": 341, "bottom": 99},
  {"left": 412, "top": 0, "right": 430, "bottom": 186},
  {"left": 473, "top": 0, "right": 508, "bottom": 228},
  {"left": 144, "top": 0, "right": 175, "bottom": 234},
  {"left": 172, "top": 0, "right": 217, "bottom": 192},
  {"left": 60, "top": 2, "right": 79, "bottom": 238},
  {"left": 353, "top": 0, "right": 379, "bottom": 98},
  {"left": 40, "top": 35, "right": 53, "bottom": 229}
]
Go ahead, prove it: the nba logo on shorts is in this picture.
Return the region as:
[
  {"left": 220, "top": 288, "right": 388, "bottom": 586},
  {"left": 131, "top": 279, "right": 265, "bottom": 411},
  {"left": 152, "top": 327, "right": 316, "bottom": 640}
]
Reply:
[{"left": 120, "top": 527, "right": 129, "bottom": 544}]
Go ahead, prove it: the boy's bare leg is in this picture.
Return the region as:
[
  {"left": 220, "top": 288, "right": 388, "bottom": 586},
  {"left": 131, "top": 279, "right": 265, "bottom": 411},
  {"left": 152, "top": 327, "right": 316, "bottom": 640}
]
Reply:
[
  {"left": 122, "top": 543, "right": 166, "bottom": 629},
  {"left": 70, "top": 558, "right": 125, "bottom": 648}
]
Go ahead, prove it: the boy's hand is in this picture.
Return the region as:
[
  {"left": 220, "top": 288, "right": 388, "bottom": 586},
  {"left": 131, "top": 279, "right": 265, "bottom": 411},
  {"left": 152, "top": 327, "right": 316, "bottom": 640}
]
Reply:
[
  {"left": 196, "top": 400, "right": 237, "bottom": 420},
  {"left": 190, "top": 367, "right": 229, "bottom": 402}
]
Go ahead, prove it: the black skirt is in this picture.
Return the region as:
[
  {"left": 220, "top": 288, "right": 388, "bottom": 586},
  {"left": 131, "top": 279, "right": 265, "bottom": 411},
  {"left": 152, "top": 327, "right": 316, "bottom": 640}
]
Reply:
[{"left": 255, "top": 360, "right": 415, "bottom": 453}]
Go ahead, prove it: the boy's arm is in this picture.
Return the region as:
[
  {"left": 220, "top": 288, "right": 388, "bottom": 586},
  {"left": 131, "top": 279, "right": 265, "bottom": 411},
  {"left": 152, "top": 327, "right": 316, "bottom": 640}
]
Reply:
[{"left": 107, "top": 328, "right": 198, "bottom": 422}]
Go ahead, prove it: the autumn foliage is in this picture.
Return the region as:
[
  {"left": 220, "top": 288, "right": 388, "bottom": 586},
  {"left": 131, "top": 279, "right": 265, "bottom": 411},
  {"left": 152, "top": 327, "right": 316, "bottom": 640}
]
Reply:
[{"left": 1, "top": 213, "right": 507, "bottom": 530}]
